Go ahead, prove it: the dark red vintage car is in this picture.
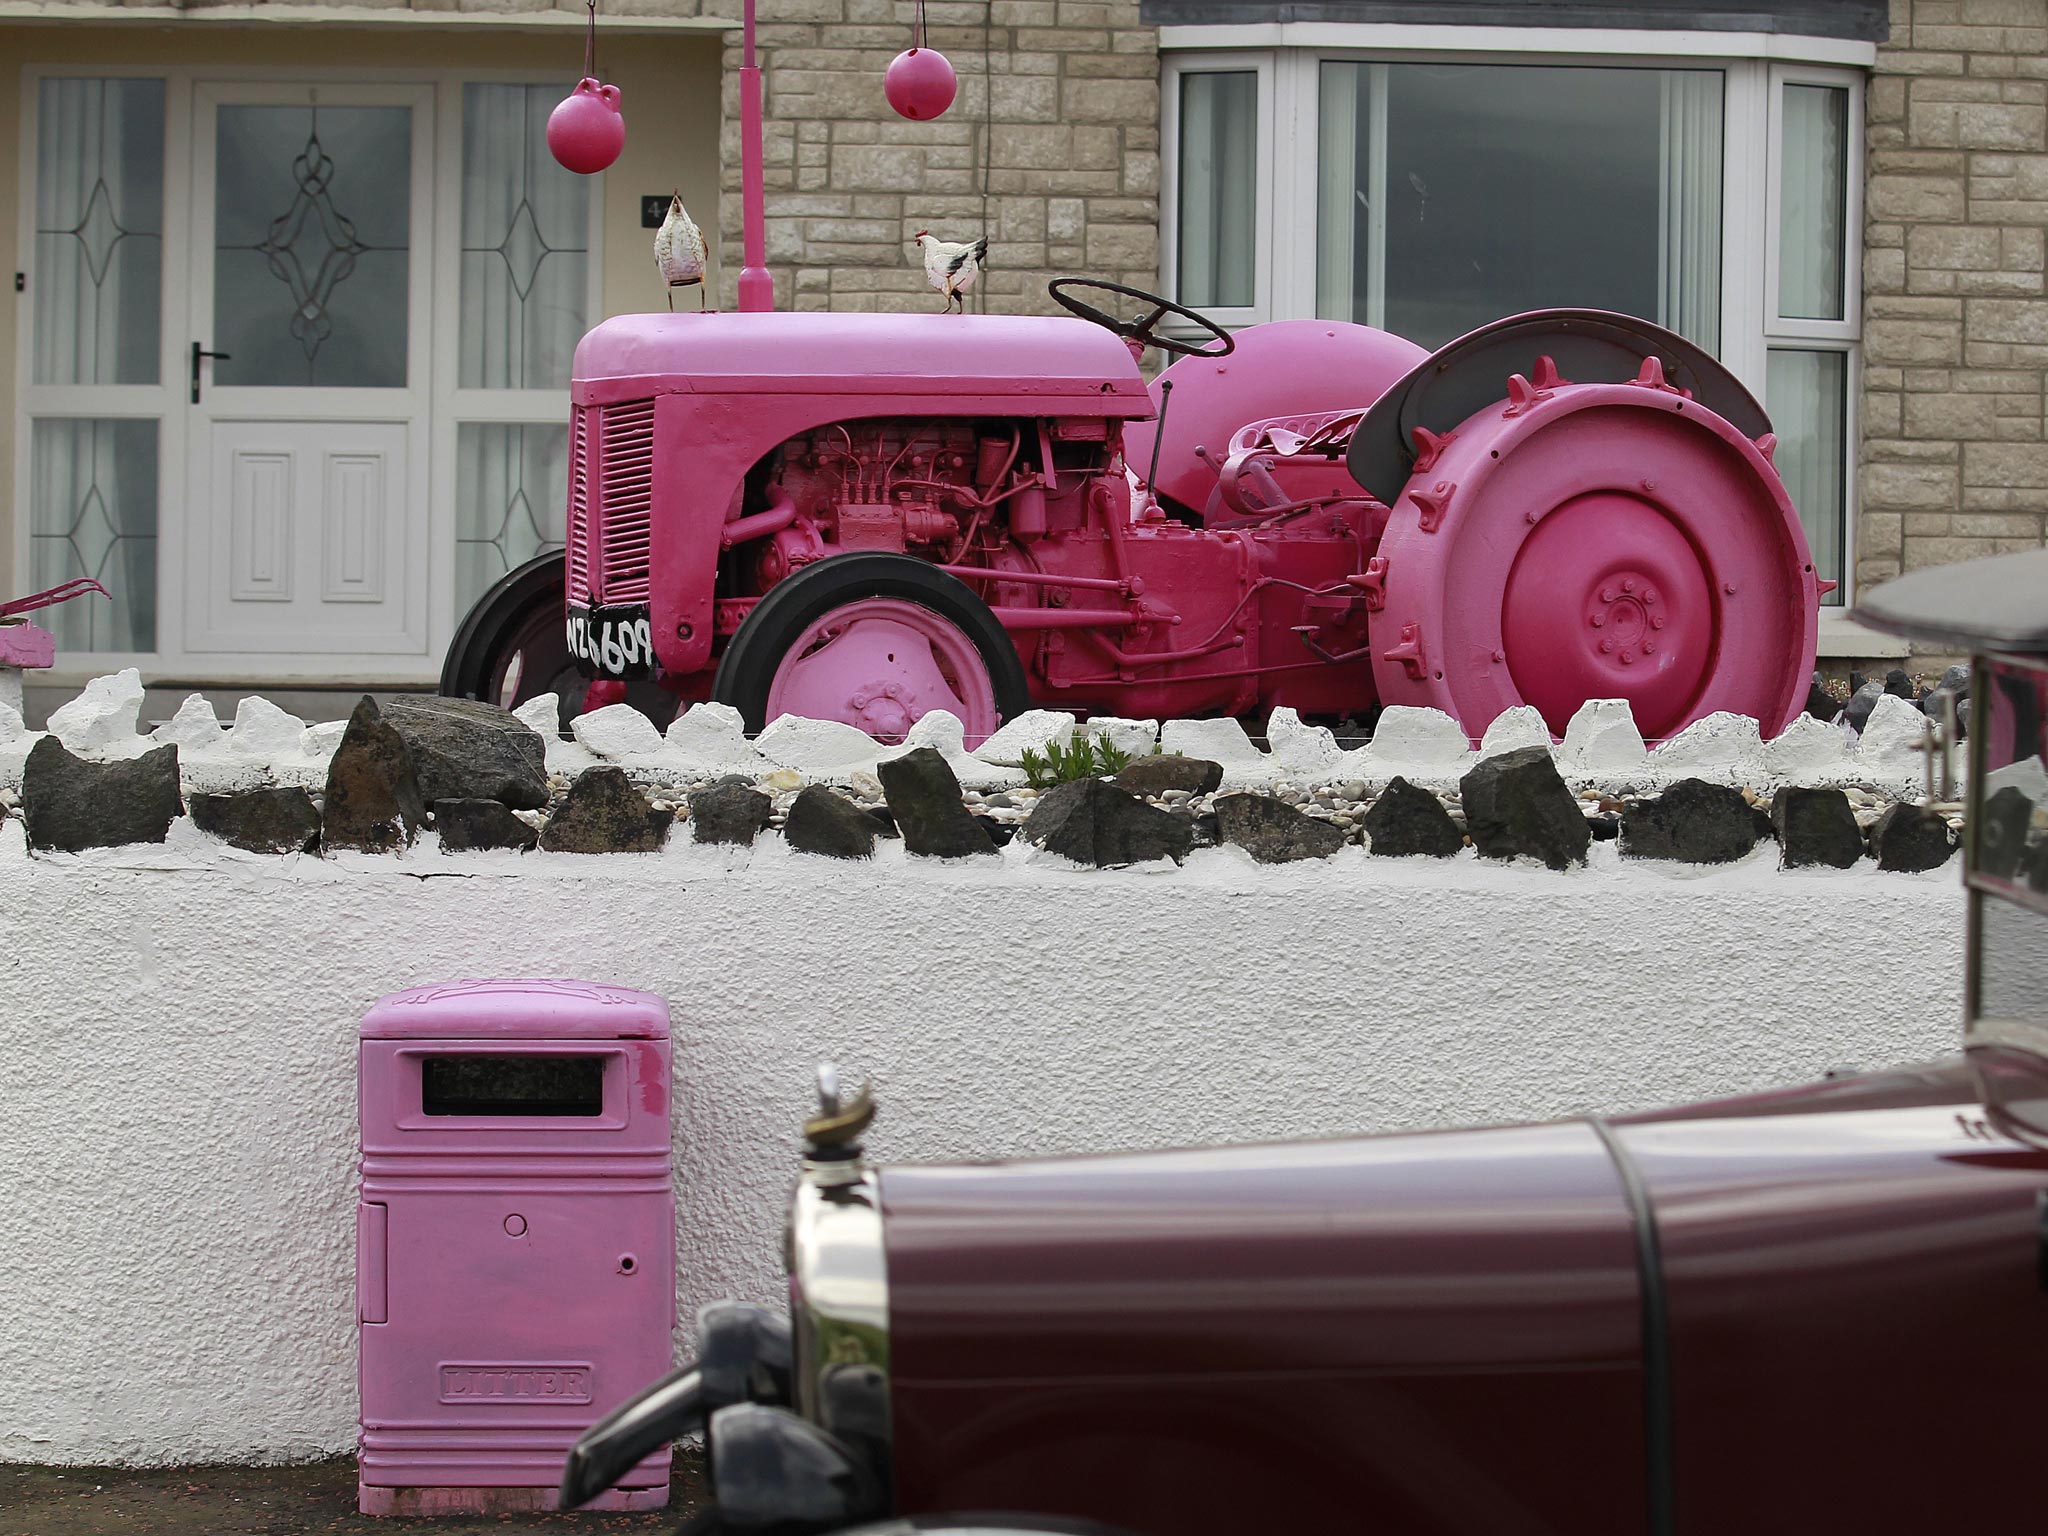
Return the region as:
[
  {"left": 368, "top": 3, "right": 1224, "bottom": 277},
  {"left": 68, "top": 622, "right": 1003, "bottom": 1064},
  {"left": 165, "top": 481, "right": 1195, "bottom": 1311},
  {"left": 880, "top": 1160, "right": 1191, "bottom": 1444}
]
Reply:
[{"left": 561, "top": 550, "right": 2048, "bottom": 1536}]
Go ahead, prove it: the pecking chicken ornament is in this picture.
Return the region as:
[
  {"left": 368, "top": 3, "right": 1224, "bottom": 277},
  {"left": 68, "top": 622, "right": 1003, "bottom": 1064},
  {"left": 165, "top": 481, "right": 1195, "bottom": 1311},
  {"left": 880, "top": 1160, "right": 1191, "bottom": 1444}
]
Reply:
[
  {"left": 655, "top": 192, "right": 708, "bottom": 310},
  {"left": 914, "top": 231, "right": 988, "bottom": 312}
]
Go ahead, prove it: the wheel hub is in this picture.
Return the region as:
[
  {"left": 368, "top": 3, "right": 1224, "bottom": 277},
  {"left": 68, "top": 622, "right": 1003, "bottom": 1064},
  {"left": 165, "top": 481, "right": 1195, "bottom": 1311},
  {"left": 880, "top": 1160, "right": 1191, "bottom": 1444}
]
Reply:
[
  {"left": 1584, "top": 571, "right": 1665, "bottom": 666},
  {"left": 847, "top": 682, "right": 917, "bottom": 742},
  {"left": 1502, "top": 492, "right": 1714, "bottom": 738}
]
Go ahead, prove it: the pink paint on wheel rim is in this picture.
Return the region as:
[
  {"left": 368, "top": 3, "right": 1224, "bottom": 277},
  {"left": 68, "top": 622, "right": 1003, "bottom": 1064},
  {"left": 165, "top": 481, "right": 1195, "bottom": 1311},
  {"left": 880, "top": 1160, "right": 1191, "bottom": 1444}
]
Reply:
[
  {"left": 1370, "top": 372, "right": 1819, "bottom": 740},
  {"left": 764, "top": 597, "right": 1001, "bottom": 746}
]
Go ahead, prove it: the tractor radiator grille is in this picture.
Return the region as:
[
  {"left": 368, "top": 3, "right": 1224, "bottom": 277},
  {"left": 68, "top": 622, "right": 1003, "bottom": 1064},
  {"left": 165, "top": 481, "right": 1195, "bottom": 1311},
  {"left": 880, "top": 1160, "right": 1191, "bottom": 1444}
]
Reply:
[
  {"left": 566, "top": 406, "right": 592, "bottom": 603},
  {"left": 596, "top": 399, "right": 657, "bottom": 603}
]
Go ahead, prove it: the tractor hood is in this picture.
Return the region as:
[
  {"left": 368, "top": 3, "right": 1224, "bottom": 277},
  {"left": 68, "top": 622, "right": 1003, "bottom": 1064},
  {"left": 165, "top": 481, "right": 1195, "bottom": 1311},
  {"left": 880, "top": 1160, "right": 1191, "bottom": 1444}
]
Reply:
[{"left": 572, "top": 310, "right": 1153, "bottom": 409}]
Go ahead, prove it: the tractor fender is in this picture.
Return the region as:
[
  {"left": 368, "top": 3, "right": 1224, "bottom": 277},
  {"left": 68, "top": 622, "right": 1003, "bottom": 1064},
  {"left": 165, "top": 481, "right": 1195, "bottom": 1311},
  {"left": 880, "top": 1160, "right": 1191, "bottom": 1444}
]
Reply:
[{"left": 1345, "top": 308, "right": 1770, "bottom": 505}]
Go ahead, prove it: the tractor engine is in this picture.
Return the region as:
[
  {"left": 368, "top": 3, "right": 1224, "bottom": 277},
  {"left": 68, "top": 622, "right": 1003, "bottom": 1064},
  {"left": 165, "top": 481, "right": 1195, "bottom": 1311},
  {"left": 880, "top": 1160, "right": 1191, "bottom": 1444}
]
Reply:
[
  {"left": 745, "top": 417, "right": 1126, "bottom": 583},
  {"left": 724, "top": 414, "right": 1384, "bottom": 722}
]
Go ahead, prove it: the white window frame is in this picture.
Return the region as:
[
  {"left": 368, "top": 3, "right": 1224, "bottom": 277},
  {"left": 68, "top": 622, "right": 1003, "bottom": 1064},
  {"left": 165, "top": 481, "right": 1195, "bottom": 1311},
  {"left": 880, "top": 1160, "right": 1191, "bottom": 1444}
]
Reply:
[
  {"left": 1760, "top": 64, "right": 1865, "bottom": 631},
  {"left": 1158, "top": 29, "right": 1873, "bottom": 613},
  {"left": 13, "top": 63, "right": 604, "bottom": 689},
  {"left": 1160, "top": 51, "right": 1276, "bottom": 330}
]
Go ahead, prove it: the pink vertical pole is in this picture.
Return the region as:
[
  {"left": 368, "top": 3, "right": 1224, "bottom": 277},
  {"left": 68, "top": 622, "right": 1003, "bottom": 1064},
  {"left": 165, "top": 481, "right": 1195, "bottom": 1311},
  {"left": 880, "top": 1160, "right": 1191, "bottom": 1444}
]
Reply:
[{"left": 737, "top": 0, "right": 774, "bottom": 311}]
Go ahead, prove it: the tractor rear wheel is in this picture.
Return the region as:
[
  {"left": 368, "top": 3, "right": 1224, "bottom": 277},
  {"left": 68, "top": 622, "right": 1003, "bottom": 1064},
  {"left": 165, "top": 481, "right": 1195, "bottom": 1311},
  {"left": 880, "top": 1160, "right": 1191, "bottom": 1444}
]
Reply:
[
  {"left": 713, "top": 554, "right": 1029, "bottom": 749},
  {"left": 1364, "top": 364, "right": 1818, "bottom": 740},
  {"left": 442, "top": 553, "right": 679, "bottom": 733}
]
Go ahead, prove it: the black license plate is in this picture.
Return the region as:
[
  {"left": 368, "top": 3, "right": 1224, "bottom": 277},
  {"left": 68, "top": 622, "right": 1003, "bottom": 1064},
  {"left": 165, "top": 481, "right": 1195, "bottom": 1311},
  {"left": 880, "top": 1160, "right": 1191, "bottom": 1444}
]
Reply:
[{"left": 566, "top": 603, "right": 656, "bottom": 679}]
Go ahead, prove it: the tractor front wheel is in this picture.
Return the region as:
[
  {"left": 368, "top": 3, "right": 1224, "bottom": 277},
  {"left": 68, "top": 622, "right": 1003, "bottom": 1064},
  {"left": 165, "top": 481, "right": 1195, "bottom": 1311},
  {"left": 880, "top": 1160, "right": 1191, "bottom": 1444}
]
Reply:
[{"left": 713, "top": 555, "right": 1028, "bottom": 749}]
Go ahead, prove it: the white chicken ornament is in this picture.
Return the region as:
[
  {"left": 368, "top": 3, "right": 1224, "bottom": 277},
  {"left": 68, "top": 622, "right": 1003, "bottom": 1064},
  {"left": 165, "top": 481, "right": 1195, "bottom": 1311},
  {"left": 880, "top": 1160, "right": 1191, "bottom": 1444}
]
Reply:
[
  {"left": 654, "top": 191, "right": 708, "bottom": 310},
  {"left": 914, "top": 231, "right": 988, "bottom": 312}
]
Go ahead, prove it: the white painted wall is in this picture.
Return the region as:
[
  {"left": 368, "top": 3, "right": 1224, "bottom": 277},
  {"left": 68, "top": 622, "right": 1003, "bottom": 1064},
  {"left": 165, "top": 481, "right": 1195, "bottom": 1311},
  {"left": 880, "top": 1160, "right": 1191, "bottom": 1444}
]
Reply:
[{"left": 0, "top": 818, "right": 1965, "bottom": 1467}]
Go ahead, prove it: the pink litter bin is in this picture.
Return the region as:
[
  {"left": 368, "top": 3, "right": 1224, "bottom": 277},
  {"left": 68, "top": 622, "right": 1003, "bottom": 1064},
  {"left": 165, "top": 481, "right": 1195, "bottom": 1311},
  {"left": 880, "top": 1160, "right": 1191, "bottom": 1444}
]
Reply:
[{"left": 356, "top": 979, "right": 675, "bottom": 1516}]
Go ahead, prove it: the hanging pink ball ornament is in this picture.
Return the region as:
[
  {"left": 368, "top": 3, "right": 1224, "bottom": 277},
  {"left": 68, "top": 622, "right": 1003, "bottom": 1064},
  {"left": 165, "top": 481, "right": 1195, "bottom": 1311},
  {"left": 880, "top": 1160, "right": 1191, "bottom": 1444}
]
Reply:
[
  {"left": 547, "top": 78, "right": 625, "bottom": 175},
  {"left": 885, "top": 47, "right": 957, "bottom": 121}
]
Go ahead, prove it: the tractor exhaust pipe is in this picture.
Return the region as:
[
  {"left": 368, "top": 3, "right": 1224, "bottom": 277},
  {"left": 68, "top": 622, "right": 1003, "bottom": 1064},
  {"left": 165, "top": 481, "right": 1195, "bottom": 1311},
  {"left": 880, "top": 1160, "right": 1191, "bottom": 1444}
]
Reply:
[{"left": 737, "top": 0, "right": 773, "bottom": 311}]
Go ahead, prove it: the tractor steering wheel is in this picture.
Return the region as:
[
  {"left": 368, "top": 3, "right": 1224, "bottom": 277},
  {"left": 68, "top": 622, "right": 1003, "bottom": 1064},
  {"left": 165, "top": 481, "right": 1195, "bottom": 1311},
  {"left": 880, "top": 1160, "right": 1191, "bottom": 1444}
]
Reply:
[{"left": 1048, "top": 278, "right": 1235, "bottom": 359}]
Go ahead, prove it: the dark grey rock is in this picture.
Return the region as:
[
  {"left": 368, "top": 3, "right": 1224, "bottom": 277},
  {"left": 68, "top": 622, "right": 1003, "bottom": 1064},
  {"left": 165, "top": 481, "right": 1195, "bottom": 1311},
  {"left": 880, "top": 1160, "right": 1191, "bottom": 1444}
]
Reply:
[
  {"left": 1843, "top": 680, "right": 1887, "bottom": 734},
  {"left": 1976, "top": 785, "right": 2037, "bottom": 881},
  {"left": 1360, "top": 776, "right": 1462, "bottom": 858},
  {"left": 878, "top": 747, "right": 996, "bottom": 858},
  {"left": 1621, "top": 778, "right": 1767, "bottom": 864},
  {"left": 975, "top": 813, "right": 1017, "bottom": 848},
  {"left": 1771, "top": 787, "right": 1864, "bottom": 869},
  {"left": 1871, "top": 802, "right": 1956, "bottom": 872},
  {"left": 784, "top": 786, "right": 879, "bottom": 860},
  {"left": 541, "top": 767, "right": 671, "bottom": 853},
  {"left": 1022, "top": 776, "right": 1193, "bottom": 867},
  {"left": 1921, "top": 663, "right": 1971, "bottom": 737},
  {"left": 1883, "top": 668, "right": 1916, "bottom": 701},
  {"left": 1848, "top": 671, "right": 1868, "bottom": 696},
  {"left": 1191, "top": 810, "right": 1220, "bottom": 848},
  {"left": 21, "top": 737, "right": 181, "bottom": 852},
  {"left": 322, "top": 696, "right": 426, "bottom": 853},
  {"left": 688, "top": 776, "right": 772, "bottom": 847},
  {"left": 866, "top": 806, "right": 900, "bottom": 838},
  {"left": 189, "top": 788, "right": 320, "bottom": 855},
  {"left": 1587, "top": 811, "right": 1621, "bottom": 842},
  {"left": 435, "top": 797, "right": 538, "bottom": 852},
  {"left": 1804, "top": 672, "right": 1838, "bottom": 723},
  {"left": 1459, "top": 746, "right": 1590, "bottom": 870},
  {"left": 382, "top": 696, "right": 548, "bottom": 810},
  {"left": 1113, "top": 754, "right": 1224, "bottom": 796},
  {"left": 1215, "top": 792, "right": 1346, "bottom": 863}
]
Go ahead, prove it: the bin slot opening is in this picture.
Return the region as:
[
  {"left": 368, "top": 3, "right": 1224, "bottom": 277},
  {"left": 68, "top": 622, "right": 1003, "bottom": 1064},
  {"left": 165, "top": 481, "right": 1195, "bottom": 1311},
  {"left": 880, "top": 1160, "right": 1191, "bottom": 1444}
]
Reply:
[{"left": 422, "top": 1055, "right": 606, "bottom": 1117}]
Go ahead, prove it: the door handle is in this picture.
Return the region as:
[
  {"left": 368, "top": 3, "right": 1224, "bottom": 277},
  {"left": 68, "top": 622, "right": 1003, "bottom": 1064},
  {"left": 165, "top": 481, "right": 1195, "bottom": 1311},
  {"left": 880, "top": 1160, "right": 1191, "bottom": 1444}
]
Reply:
[{"left": 190, "top": 341, "right": 232, "bottom": 404}]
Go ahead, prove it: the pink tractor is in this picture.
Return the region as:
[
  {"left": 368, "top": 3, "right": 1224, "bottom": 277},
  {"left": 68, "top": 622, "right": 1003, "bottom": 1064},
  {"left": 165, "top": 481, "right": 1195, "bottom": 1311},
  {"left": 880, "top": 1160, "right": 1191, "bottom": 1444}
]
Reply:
[{"left": 441, "top": 288, "right": 1823, "bottom": 748}]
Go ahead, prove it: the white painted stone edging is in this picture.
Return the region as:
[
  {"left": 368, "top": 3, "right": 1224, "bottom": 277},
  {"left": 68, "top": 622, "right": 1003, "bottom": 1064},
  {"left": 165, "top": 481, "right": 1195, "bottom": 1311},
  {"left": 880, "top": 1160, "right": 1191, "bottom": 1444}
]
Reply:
[{"left": 0, "top": 673, "right": 1943, "bottom": 805}]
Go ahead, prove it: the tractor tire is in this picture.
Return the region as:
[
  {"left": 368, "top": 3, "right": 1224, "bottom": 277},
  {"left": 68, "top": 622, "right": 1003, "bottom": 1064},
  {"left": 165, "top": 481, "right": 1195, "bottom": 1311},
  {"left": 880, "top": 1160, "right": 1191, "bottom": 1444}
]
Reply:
[
  {"left": 713, "top": 554, "right": 1030, "bottom": 748},
  {"left": 442, "top": 554, "right": 684, "bottom": 733}
]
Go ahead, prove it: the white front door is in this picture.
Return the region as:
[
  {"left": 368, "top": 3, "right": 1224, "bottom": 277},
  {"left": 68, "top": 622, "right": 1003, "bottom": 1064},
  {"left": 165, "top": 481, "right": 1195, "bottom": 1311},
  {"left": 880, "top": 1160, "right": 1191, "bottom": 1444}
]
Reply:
[{"left": 182, "top": 82, "right": 434, "bottom": 658}]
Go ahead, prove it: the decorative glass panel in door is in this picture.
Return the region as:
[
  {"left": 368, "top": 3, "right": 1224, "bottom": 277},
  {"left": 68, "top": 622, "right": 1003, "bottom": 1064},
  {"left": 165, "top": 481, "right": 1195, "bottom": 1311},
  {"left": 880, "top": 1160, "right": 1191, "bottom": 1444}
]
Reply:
[
  {"left": 185, "top": 84, "right": 431, "bottom": 662},
  {"left": 212, "top": 103, "right": 411, "bottom": 387}
]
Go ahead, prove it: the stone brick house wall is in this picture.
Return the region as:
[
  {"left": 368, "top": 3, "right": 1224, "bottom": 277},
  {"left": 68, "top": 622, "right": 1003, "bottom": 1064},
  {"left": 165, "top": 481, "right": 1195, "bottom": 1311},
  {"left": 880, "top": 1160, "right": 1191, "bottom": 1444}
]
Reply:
[
  {"left": 720, "top": 0, "right": 1160, "bottom": 312},
  {"left": 1862, "top": 0, "right": 2048, "bottom": 618}
]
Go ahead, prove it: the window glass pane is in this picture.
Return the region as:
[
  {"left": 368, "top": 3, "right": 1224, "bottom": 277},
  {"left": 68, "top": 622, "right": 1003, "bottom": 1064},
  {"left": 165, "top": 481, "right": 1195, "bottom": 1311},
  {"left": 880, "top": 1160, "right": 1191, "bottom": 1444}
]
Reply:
[
  {"left": 34, "top": 78, "right": 165, "bottom": 386},
  {"left": 1317, "top": 62, "right": 1373, "bottom": 322},
  {"left": 1779, "top": 84, "right": 1848, "bottom": 322},
  {"left": 1178, "top": 71, "right": 1256, "bottom": 309},
  {"left": 1314, "top": 63, "right": 1722, "bottom": 351},
  {"left": 214, "top": 104, "right": 410, "bottom": 388},
  {"left": 29, "top": 418, "right": 159, "bottom": 652},
  {"left": 456, "top": 422, "right": 568, "bottom": 615},
  {"left": 1765, "top": 348, "right": 1847, "bottom": 598},
  {"left": 462, "top": 84, "right": 591, "bottom": 390}
]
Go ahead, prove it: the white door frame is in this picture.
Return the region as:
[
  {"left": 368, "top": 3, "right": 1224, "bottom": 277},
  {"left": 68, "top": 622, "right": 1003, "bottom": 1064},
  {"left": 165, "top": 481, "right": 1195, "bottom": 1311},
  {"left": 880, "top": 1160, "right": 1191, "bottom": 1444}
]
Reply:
[{"left": 15, "top": 62, "right": 603, "bottom": 690}]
